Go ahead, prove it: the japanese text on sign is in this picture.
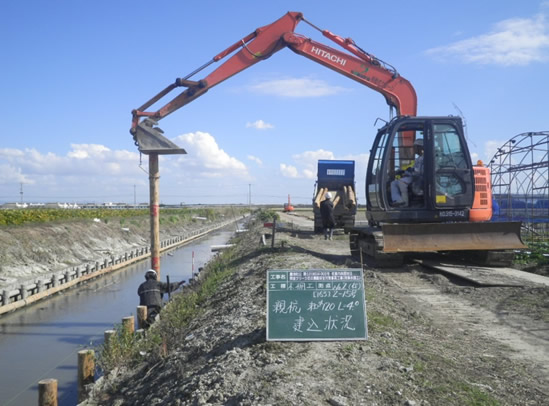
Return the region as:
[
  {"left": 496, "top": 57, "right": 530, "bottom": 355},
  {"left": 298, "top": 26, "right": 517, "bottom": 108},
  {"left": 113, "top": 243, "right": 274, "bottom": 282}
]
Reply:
[{"left": 267, "top": 269, "right": 368, "bottom": 341}]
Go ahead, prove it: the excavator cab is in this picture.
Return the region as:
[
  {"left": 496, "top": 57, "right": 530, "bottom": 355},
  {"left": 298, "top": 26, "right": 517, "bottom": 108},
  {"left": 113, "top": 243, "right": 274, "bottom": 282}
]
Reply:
[
  {"left": 350, "top": 115, "right": 524, "bottom": 267},
  {"left": 366, "top": 116, "right": 474, "bottom": 226}
]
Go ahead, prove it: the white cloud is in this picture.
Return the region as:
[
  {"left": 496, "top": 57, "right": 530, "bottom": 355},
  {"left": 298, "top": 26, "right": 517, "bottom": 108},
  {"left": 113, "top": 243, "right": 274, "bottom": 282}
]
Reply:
[
  {"left": 0, "top": 163, "right": 33, "bottom": 184},
  {"left": 246, "top": 120, "right": 274, "bottom": 130},
  {"left": 470, "top": 151, "right": 480, "bottom": 164},
  {"left": 249, "top": 77, "right": 349, "bottom": 98},
  {"left": 280, "top": 163, "right": 299, "bottom": 178},
  {"left": 68, "top": 144, "right": 111, "bottom": 159},
  {"left": 484, "top": 140, "right": 505, "bottom": 162},
  {"left": 426, "top": 14, "right": 549, "bottom": 66},
  {"left": 279, "top": 149, "right": 369, "bottom": 180},
  {"left": 0, "top": 148, "right": 25, "bottom": 158},
  {"left": 0, "top": 144, "right": 147, "bottom": 202},
  {"left": 247, "top": 155, "right": 263, "bottom": 166},
  {"left": 173, "top": 131, "right": 248, "bottom": 176},
  {"left": 290, "top": 149, "right": 335, "bottom": 179},
  {"left": 0, "top": 145, "right": 140, "bottom": 177}
]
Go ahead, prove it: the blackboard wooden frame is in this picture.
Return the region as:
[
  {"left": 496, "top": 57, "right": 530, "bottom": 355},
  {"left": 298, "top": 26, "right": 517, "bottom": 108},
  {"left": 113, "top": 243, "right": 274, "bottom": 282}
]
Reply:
[{"left": 267, "top": 269, "right": 368, "bottom": 341}]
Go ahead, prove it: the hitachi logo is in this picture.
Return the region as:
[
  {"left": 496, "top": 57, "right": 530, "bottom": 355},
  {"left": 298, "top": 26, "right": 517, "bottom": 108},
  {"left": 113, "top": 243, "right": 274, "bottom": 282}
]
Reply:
[{"left": 311, "top": 46, "right": 347, "bottom": 66}]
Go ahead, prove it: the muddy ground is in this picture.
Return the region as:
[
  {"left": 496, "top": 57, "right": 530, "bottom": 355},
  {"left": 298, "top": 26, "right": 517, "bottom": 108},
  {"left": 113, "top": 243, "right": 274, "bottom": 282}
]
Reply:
[{"left": 81, "top": 211, "right": 548, "bottom": 406}]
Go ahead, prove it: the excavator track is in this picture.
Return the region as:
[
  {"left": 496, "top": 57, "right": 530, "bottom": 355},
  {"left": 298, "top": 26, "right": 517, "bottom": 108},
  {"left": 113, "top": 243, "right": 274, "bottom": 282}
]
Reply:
[{"left": 349, "top": 227, "right": 404, "bottom": 268}]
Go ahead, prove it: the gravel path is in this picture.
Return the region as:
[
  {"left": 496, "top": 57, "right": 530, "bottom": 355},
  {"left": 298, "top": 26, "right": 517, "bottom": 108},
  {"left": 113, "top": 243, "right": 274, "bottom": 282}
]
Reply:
[{"left": 83, "top": 212, "right": 548, "bottom": 406}]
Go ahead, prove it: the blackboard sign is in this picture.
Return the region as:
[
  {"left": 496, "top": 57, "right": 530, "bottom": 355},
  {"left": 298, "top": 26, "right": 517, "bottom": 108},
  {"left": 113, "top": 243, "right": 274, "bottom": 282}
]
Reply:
[{"left": 267, "top": 269, "right": 367, "bottom": 341}]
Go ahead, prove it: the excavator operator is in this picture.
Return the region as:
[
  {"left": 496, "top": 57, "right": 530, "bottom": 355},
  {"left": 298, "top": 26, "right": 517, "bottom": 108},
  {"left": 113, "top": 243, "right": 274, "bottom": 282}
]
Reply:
[{"left": 391, "top": 138, "right": 424, "bottom": 207}]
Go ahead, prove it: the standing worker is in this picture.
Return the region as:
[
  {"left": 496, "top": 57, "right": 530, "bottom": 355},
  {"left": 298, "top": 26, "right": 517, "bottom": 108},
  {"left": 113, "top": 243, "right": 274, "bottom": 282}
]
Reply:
[
  {"left": 320, "top": 192, "right": 336, "bottom": 240},
  {"left": 138, "top": 269, "right": 184, "bottom": 328}
]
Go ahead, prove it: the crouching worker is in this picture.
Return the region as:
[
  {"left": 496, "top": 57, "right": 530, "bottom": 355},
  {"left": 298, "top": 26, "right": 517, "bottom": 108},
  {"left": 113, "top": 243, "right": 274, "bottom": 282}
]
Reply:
[{"left": 138, "top": 269, "right": 184, "bottom": 328}]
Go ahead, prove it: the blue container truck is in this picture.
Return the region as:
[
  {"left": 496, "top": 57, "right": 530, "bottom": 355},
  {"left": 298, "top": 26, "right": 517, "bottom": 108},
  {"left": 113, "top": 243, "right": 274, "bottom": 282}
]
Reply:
[{"left": 313, "top": 160, "right": 357, "bottom": 233}]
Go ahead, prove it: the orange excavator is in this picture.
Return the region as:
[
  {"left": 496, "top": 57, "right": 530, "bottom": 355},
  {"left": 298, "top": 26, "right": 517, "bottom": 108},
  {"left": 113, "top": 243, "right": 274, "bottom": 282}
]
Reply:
[{"left": 130, "top": 11, "right": 524, "bottom": 267}]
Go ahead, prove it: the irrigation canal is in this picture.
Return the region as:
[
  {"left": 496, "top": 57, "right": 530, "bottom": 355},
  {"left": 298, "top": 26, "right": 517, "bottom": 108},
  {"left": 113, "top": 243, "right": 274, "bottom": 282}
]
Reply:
[{"left": 0, "top": 223, "right": 240, "bottom": 406}]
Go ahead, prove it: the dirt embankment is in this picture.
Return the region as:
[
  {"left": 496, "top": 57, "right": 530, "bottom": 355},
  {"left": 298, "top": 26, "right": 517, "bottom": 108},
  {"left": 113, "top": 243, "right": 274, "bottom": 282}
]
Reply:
[
  {"left": 0, "top": 215, "right": 219, "bottom": 291},
  {"left": 84, "top": 211, "right": 548, "bottom": 406}
]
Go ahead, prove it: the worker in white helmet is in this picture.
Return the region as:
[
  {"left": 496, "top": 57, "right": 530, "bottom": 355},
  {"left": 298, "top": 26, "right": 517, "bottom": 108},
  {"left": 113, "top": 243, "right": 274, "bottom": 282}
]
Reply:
[
  {"left": 138, "top": 269, "right": 184, "bottom": 328},
  {"left": 320, "top": 192, "right": 336, "bottom": 240}
]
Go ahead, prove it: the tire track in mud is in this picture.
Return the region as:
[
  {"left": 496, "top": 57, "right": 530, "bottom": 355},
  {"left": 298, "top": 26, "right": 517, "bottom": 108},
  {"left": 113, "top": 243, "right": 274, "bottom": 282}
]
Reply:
[
  {"left": 280, "top": 210, "right": 549, "bottom": 382},
  {"left": 381, "top": 268, "right": 549, "bottom": 380}
]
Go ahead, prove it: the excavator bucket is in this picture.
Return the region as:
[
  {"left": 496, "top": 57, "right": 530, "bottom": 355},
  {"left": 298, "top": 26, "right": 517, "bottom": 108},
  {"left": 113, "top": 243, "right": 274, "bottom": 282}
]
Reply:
[{"left": 381, "top": 221, "right": 526, "bottom": 253}]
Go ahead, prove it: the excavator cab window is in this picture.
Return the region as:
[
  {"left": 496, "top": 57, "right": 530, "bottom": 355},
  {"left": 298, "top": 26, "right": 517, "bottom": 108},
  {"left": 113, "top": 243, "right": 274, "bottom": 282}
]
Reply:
[
  {"left": 433, "top": 123, "right": 473, "bottom": 207},
  {"left": 386, "top": 124, "right": 425, "bottom": 208},
  {"left": 367, "top": 129, "right": 391, "bottom": 208}
]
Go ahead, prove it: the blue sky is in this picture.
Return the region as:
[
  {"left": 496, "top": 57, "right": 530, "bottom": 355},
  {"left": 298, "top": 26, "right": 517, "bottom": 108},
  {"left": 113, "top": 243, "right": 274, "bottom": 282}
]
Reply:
[{"left": 1, "top": 0, "right": 548, "bottom": 205}]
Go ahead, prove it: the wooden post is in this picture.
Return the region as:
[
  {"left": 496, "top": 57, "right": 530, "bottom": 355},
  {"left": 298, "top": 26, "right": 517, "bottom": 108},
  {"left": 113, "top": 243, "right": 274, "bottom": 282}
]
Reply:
[
  {"left": 137, "top": 306, "right": 148, "bottom": 330},
  {"left": 122, "top": 316, "right": 135, "bottom": 334},
  {"left": 77, "top": 350, "right": 95, "bottom": 402},
  {"left": 271, "top": 218, "right": 277, "bottom": 248},
  {"left": 104, "top": 329, "right": 116, "bottom": 349},
  {"left": 149, "top": 153, "right": 161, "bottom": 277},
  {"left": 38, "top": 378, "right": 58, "bottom": 406}
]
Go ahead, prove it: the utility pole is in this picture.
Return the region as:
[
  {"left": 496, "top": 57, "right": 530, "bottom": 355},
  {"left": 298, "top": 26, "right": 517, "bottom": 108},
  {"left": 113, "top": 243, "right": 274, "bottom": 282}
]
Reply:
[
  {"left": 248, "top": 184, "right": 252, "bottom": 208},
  {"left": 20, "top": 183, "right": 23, "bottom": 204},
  {"left": 133, "top": 184, "right": 136, "bottom": 207}
]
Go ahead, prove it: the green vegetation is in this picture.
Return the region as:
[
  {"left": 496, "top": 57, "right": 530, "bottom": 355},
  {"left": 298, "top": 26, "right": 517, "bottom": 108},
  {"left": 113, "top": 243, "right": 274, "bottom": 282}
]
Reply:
[
  {"left": 97, "top": 324, "right": 150, "bottom": 373},
  {"left": 432, "top": 382, "right": 501, "bottom": 406},
  {"left": 0, "top": 208, "right": 150, "bottom": 226},
  {"left": 256, "top": 209, "right": 280, "bottom": 222},
  {"left": 0, "top": 207, "right": 229, "bottom": 226},
  {"left": 514, "top": 241, "right": 549, "bottom": 268},
  {"left": 367, "top": 310, "right": 399, "bottom": 333}
]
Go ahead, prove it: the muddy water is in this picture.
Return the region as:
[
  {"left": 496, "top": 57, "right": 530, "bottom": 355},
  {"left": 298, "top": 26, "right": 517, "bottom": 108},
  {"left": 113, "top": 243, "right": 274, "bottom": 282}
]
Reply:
[{"left": 0, "top": 226, "right": 237, "bottom": 406}]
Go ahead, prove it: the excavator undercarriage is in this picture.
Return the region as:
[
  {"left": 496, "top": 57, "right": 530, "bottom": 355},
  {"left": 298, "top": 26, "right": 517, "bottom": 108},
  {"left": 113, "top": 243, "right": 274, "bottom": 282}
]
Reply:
[{"left": 349, "top": 221, "right": 525, "bottom": 268}]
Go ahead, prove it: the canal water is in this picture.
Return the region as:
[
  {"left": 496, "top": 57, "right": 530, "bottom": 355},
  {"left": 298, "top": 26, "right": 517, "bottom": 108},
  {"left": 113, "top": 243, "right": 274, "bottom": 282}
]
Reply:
[{"left": 0, "top": 225, "right": 238, "bottom": 406}]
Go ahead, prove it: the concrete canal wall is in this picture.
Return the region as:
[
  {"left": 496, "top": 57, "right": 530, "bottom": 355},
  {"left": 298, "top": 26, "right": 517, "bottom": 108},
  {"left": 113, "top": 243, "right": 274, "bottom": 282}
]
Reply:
[{"left": 0, "top": 217, "right": 243, "bottom": 315}]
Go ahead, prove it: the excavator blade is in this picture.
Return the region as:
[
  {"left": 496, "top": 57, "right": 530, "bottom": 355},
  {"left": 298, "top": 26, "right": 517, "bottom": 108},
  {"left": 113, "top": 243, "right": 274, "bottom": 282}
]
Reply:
[{"left": 381, "top": 221, "right": 526, "bottom": 253}]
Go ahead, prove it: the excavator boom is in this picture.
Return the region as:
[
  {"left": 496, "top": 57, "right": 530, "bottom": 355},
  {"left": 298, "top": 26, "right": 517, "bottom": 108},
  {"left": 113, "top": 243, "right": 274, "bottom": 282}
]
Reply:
[{"left": 130, "top": 11, "right": 417, "bottom": 135}]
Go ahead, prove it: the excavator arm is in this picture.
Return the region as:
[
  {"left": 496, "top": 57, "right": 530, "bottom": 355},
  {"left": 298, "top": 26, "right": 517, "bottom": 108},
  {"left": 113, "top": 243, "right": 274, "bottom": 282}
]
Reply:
[
  {"left": 130, "top": 11, "right": 417, "bottom": 137},
  {"left": 282, "top": 32, "right": 417, "bottom": 117}
]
